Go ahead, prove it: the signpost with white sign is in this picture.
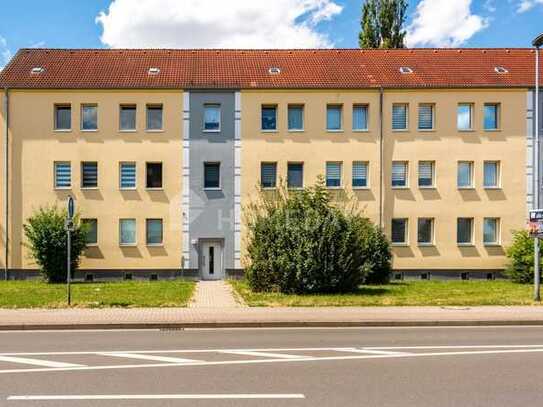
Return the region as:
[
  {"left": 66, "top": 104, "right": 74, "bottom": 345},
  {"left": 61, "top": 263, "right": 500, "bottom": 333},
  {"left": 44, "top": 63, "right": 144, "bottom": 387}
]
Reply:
[
  {"left": 65, "top": 196, "right": 75, "bottom": 306},
  {"left": 529, "top": 209, "right": 543, "bottom": 301}
]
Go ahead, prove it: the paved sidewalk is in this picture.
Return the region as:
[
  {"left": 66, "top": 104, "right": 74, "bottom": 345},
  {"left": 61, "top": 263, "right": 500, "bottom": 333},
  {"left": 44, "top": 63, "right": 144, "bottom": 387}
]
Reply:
[
  {"left": 0, "top": 306, "right": 542, "bottom": 330},
  {"left": 189, "top": 280, "right": 246, "bottom": 308}
]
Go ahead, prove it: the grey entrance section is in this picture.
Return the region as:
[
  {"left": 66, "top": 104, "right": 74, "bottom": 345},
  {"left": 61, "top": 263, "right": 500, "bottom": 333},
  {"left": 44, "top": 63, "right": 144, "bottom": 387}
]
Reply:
[{"left": 188, "top": 91, "right": 237, "bottom": 278}]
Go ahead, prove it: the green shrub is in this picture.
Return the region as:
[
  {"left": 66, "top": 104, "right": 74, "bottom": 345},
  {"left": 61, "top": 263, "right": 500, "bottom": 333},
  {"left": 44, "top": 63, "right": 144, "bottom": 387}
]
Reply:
[
  {"left": 244, "top": 178, "right": 391, "bottom": 294},
  {"left": 23, "top": 206, "right": 88, "bottom": 283},
  {"left": 505, "top": 230, "right": 540, "bottom": 284}
]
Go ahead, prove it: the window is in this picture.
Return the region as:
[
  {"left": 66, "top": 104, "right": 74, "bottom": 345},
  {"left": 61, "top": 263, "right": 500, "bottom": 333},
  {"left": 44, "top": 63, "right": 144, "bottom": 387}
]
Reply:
[
  {"left": 484, "top": 103, "right": 499, "bottom": 130},
  {"left": 119, "top": 219, "right": 136, "bottom": 245},
  {"left": 457, "top": 161, "right": 473, "bottom": 188},
  {"left": 146, "top": 104, "right": 163, "bottom": 130},
  {"left": 203, "top": 104, "right": 221, "bottom": 131},
  {"left": 82, "top": 219, "right": 98, "bottom": 245},
  {"left": 392, "top": 161, "right": 408, "bottom": 187},
  {"left": 418, "top": 161, "right": 434, "bottom": 187},
  {"left": 146, "top": 162, "right": 163, "bottom": 189},
  {"left": 483, "top": 161, "right": 500, "bottom": 188},
  {"left": 352, "top": 105, "right": 368, "bottom": 131},
  {"left": 120, "top": 162, "right": 136, "bottom": 189},
  {"left": 417, "top": 218, "right": 434, "bottom": 245},
  {"left": 457, "top": 103, "right": 473, "bottom": 130},
  {"left": 261, "top": 105, "right": 277, "bottom": 130},
  {"left": 287, "top": 163, "right": 303, "bottom": 188},
  {"left": 81, "top": 104, "right": 97, "bottom": 130},
  {"left": 146, "top": 219, "right": 163, "bottom": 245},
  {"left": 418, "top": 104, "right": 434, "bottom": 130},
  {"left": 54, "top": 162, "right": 71, "bottom": 189},
  {"left": 260, "top": 162, "right": 277, "bottom": 189},
  {"left": 483, "top": 218, "right": 500, "bottom": 245},
  {"left": 288, "top": 105, "right": 304, "bottom": 131},
  {"left": 392, "top": 104, "right": 408, "bottom": 130},
  {"left": 352, "top": 161, "right": 368, "bottom": 188},
  {"left": 204, "top": 162, "right": 220, "bottom": 189},
  {"left": 81, "top": 162, "right": 98, "bottom": 188},
  {"left": 326, "top": 105, "right": 342, "bottom": 130},
  {"left": 54, "top": 104, "right": 71, "bottom": 130},
  {"left": 391, "top": 218, "right": 408, "bottom": 244},
  {"left": 326, "top": 162, "right": 342, "bottom": 188},
  {"left": 120, "top": 105, "right": 136, "bottom": 131},
  {"left": 457, "top": 218, "right": 473, "bottom": 245}
]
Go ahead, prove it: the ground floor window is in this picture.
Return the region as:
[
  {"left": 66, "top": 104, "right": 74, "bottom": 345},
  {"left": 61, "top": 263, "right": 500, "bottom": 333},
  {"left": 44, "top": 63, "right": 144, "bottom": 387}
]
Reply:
[
  {"left": 146, "top": 219, "right": 163, "bottom": 245},
  {"left": 391, "top": 218, "right": 408, "bottom": 244},
  {"left": 119, "top": 219, "right": 136, "bottom": 245}
]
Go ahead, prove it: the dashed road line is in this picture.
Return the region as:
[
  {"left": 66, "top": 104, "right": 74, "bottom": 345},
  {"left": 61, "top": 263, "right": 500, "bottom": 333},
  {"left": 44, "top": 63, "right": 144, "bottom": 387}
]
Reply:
[
  {"left": 0, "top": 356, "right": 84, "bottom": 368},
  {"left": 7, "top": 393, "right": 306, "bottom": 401},
  {"left": 97, "top": 352, "right": 199, "bottom": 364},
  {"left": 219, "top": 350, "right": 306, "bottom": 359}
]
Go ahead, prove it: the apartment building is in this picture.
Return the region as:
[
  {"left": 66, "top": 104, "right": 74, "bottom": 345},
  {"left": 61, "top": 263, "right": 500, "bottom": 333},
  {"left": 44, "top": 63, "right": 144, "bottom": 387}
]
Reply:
[{"left": 0, "top": 48, "right": 540, "bottom": 280}]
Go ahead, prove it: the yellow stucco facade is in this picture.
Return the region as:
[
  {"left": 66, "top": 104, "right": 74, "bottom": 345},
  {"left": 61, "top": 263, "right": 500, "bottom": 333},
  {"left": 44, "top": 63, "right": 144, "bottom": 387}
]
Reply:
[
  {"left": 241, "top": 88, "right": 527, "bottom": 273},
  {"left": 0, "top": 89, "right": 183, "bottom": 271}
]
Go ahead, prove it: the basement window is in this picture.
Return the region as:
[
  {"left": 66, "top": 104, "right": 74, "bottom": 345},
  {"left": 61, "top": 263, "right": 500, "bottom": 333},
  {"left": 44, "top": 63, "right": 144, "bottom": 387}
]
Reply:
[{"left": 399, "top": 66, "right": 413, "bottom": 74}]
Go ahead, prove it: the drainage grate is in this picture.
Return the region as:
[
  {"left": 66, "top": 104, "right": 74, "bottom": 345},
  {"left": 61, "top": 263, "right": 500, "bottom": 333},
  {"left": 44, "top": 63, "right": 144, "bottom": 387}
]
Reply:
[
  {"left": 85, "top": 273, "right": 94, "bottom": 282},
  {"left": 150, "top": 273, "right": 158, "bottom": 281}
]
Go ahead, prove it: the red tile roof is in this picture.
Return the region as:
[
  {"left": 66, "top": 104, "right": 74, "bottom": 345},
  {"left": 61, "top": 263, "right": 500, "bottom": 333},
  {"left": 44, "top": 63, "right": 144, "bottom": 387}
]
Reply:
[{"left": 0, "top": 48, "right": 541, "bottom": 89}]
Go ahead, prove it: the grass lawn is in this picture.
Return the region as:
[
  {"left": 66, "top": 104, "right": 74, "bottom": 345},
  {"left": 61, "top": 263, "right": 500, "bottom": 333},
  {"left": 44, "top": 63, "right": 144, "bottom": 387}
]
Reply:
[
  {"left": 0, "top": 280, "right": 196, "bottom": 309},
  {"left": 230, "top": 280, "right": 537, "bottom": 307}
]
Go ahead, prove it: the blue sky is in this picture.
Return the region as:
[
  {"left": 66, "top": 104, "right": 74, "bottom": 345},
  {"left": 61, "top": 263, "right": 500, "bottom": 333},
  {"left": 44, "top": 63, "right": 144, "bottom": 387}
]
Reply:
[{"left": 1, "top": 0, "right": 542, "bottom": 67}]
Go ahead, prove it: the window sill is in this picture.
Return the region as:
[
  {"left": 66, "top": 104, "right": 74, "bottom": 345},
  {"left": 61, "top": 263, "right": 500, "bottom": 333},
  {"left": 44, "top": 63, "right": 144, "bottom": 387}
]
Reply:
[
  {"left": 458, "top": 129, "right": 475, "bottom": 133},
  {"left": 352, "top": 129, "right": 369, "bottom": 133},
  {"left": 484, "top": 243, "right": 502, "bottom": 247},
  {"left": 203, "top": 129, "right": 221, "bottom": 133},
  {"left": 392, "top": 129, "right": 409, "bottom": 132},
  {"left": 261, "top": 187, "right": 277, "bottom": 191},
  {"left": 484, "top": 186, "right": 502, "bottom": 190},
  {"left": 146, "top": 243, "right": 164, "bottom": 247},
  {"left": 392, "top": 186, "right": 409, "bottom": 189},
  {"left": 81, "top": 129, "right": 98, "bottom": 132},
  {"left": 81, "top": 187, "right": 99, "bottom": 190},
  {"left": 288, "top": 129, "right": 305, "bottom": 133},
  {"left": 326, "top": 186, "right": 343, "bottom": 190},
  {"left": 457, "top": 243, "right": 475, "bottom": 247},
  {"left": 457, "top": 187, "right": 475, "bottom": 190},
  {"left": 417, "top": 243, "right": 435, "bottom": 247},
  {"left": 261, "top": 129, "right": 278, "bottom": 133},
  {"left": 120, "top": 243, "right": 137, "bottom": 247},
  {"left": 204, "top": 187, "right": 222, "bottom": 191},
  {"left": 119, "top": 129, "right": 137, "bottom": 133},
  {"left": 326, "top": 129, "right": 344, "bottom": 133},
  {"left": 120, "top": 187, "right": 137, "bottom": 191},
  {"left": 288, "top": 187, "right": 304, "bottom": 190},
  {"left": 419, "top": 186, "right": 436, "bottom": 190},
  {"left": 54, "top": 129, "right": 72, "bottom": 133},
  {"left": 418, "top": 129, "right": 435, "bottom": 132},
  {"left": 352, "top": 186, "right": 370, "bottom": 190},
  {"left": 146, "top": 187, "right": 164, "bottom": 191},
  {"left": 391, "top": 243, "right": 409, "bottom": 247},
  {"left": 146, "top": 129, "right": 164, "bottom": 133},
  {"left": 86, "top": 243, "right": 99, "bottom": 247},
  {"left": 484, "top": 129, "right": 501, "bottom": 132},
  {"left": 54, "top": 187, "right": 72, "bottom": 191}
]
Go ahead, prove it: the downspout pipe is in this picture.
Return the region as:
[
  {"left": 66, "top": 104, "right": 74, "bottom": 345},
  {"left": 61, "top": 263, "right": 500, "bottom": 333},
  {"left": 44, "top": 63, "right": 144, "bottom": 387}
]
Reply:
[
  {"left": 3, "top": 88, "right": 8, "bottom": 280},
  {"left": 379, "top": 87, "right": 384, "bottom": 230}
]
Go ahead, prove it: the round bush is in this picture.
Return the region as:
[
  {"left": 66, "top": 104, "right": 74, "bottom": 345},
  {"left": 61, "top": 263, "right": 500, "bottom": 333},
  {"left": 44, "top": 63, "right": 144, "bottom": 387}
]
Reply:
[
  {"left": 245, "top": 179, "right": 391, "bottom": 294},
  {"left": 505, "top": 230, "right": 541, "bottom": 284}
]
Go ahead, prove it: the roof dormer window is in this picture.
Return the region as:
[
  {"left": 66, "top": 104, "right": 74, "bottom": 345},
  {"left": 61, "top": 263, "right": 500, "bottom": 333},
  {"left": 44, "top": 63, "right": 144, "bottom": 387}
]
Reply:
[
  {"left": 31, "top": 67, "right": 45, "bottom": 74},
  {"left": 494, "top": 66, "right": 508, "bottom": 74},
  {"left": 399, "top": 66, "right": 413, "bottom": 74},
  {"left": 268, "top": 67, "right": 281, "bottom": 75},
  {"left": 148, "top": 67, "right": 160, "bottom": 75}
]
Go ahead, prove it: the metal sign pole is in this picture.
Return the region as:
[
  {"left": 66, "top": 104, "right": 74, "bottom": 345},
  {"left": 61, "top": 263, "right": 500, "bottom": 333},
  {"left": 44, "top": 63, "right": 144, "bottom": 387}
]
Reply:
[
  {"left": 535, "top": 41, "right": 541, "bottom": 302},
  {"left": 66, "top": 196, "right": 75, "bottom": 306},
  {"left": 67, "top": 229, "right": 71, "bottom": 306}
]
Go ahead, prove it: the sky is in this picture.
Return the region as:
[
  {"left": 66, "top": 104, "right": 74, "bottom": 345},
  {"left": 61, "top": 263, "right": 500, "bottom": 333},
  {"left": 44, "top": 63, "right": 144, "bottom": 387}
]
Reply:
[{"left": 0, "top": 0, "right": 542, "bottom": 68}]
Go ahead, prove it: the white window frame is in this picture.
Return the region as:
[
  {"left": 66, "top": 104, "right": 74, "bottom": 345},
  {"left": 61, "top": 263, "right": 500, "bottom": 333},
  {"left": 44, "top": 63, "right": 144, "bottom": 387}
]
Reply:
[
  {"left": 326, "top": 104, "right": 343, "bottom": 132},
  {"left": 457, "top": 103, "right": 474, "bottom": 131},
  {"left": 325, "top": 161, "right": 342, "bottom": 189},
  {"left": 418, "top": 161, "right": 435, "bottom": 188},
  {"left": 484, "top": 103, "right": 501, "bottom": 131},
  {"left": 392, "top": 161, "right": 409, "bottom": 188},
  {"left": 145, "top": 162, "right": 163, "bottom": 190},
  {"left": 483, "top": 217, "right": 501, "bottom": 246},
  {"left": 418, "top": 103, "right": 435, "bottom": 131},
  {"left": 457, "top": 161, "right": 474, "bottom": 189},
  {"left": 81, "top": 161, "right": 98, "bottom": 189},
  {"left": 457, "top": 217, "right": 474, "bottom": 246},
  {"left": 119, "top": 162, "right": 137, "bottom": 190},
  {"left": 119, "top": 218, "right": 137, "bottom": 246},
  {"left": 54, "top": 161, "right": 71, "bottom": 190},
  {"left": 287, "top": 104, "right": 305, "bottom": 132},
  {"left": 483, "top": 160, "right": 501, "bottom": 189},
  {"left": 54, "top": 104, "right": 72, "bottom": 132},
  {"left": 392, "top": 103, "right": 409, "bottom": 131},
  {"left": 146, "top": 218, "right": 164, "bottom": 246},
  {"left": 203, "top": 162, "right": 221, "bottom": 190},
  {"left": 352, "top": 104, "right": 369, "bottom": 132},
  {"left": 391, "top": 218, "right": 409, "bottom": 246},
  {"left": 146, "top": 104, "right": 164, "bottom": 132},
  {"left": 261, "top": 105, "right": 278, "bottom": 132},
  {"left": 80, "top": 104, "right": 98, "bottom": 131},
  {"left": 82, "top": 218, "right": 98, "bottom": 246},
  {"left": 417, "top": 218, "right": 434, "bottom": 246},
  {"left": 119, "top": 104, "right": 137, "bottom": 132},
  {"left": 203, "top": 104, "right": 221, "bottom": 132},
  {"left": 352, "top": 161, "right": 369, "bottom": 189}
]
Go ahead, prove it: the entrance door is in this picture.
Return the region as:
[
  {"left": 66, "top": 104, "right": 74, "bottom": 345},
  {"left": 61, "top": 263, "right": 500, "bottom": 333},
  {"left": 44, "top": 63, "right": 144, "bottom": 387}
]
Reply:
[{"left": 200, "top": 241, "right": 223, "bottom": 280}]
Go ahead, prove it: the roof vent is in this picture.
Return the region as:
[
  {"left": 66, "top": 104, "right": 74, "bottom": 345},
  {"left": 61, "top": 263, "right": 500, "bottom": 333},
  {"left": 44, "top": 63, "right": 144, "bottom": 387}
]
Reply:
[
  {"left": 268, "top": 67, "right": 281, "bottom": 75},
  {"left": 148, "top": 67, "right": 160, "bottom": 75},
  {"left": 494, "top": 66, "right": 508, "bottom": 74},
  {"left": 399, "top": 66, "right": 413, "bottom": 74},
  {"left": 31, "top": 67, "right": 45, "bottom": 74}
]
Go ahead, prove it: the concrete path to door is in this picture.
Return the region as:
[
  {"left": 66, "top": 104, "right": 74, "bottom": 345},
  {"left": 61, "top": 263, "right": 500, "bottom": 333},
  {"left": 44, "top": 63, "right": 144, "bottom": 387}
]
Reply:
[{"left": 189, "top": 280, "right": 246, "bottom": 308}]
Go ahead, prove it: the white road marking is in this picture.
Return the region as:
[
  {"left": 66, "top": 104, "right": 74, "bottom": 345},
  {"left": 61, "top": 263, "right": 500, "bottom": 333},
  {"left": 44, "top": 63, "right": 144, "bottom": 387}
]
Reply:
[
  {"left": 7, "top": 393, "right": 306, "bottom": 401},
  {"left": 98, "top": 352, "right": 199, "bottom": 364},
  {"left": 1, "top": 347, "right": 543, "bottom": 375},
  {"left": 0, "top": 356, "right": 84, "bottom": 368},
  {"left": 219, "top": 350, "right": 305, "bottom": 359},
  {"left": 335, "top": 348, "right": 411, "bottom": 356}
]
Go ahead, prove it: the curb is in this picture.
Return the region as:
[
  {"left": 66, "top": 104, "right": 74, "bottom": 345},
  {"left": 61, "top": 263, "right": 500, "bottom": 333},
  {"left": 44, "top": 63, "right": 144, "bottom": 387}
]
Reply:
[{"left": 2, "top": 320, "right": 543, "bottom": 330}]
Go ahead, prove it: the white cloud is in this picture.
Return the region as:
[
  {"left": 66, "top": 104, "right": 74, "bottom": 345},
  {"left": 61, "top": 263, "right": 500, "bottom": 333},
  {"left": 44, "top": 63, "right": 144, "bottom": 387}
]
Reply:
[
  {"left": 517, "top": 0, "right": 543, "bottom": 13},
  {"left": 406, "top": 0, "right": 489, "bottom": 48},
  {"left": 0, "top": 36, "right": 12, "bottom": 70},
  {"left": 96, "top": 0, "right": 343, "bottom": 49}
]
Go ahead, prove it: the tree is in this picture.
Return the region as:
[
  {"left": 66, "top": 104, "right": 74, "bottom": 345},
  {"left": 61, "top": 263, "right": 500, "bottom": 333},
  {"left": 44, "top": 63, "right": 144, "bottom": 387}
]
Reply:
[
  {"left": 359, "top": 0, "right": 407, "bottom": 49},
  {"left": 244, "top": 178, "right": 392, "bottom": 294},
  {"left": 505, "top": 230, "right": 541, "bottom": 284},
  {"left": 23, "top": 206, "right": 88, "bottom": 283}
]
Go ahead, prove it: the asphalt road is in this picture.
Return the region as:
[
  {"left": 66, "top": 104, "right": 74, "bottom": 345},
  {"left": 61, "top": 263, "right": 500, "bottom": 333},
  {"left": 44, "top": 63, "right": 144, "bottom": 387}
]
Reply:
[{"left": 1, "top": 326, "right": 543, "bottom": 406}]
